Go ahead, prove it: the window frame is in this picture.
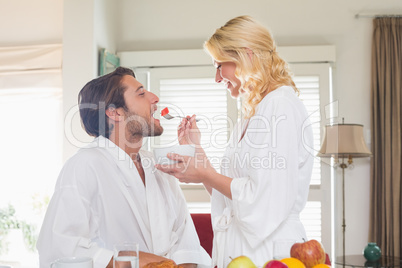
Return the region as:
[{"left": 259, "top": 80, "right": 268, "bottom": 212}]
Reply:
[
  {"left": 290, "top": 62, "right": 334, "bottom": 255},
  {"left": 120, "top": 45, "right": 336, "bottom": 257}
]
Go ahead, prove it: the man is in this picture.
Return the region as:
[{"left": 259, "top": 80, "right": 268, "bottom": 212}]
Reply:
[{"left": 37, "top": 67, "right": 211, "bottom": 268}]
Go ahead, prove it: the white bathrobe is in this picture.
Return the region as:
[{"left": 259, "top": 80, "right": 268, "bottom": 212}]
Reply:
[
  {"left": 37, "top": 136, "right": 211, "bottom": 268},
  {"left": 211, "top": 86, "right": 314, "bottom": 267}
]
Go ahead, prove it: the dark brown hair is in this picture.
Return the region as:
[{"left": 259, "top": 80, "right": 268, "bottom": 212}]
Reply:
[{"left": 78, "top": 67, "right": 135, "bottom": 138}]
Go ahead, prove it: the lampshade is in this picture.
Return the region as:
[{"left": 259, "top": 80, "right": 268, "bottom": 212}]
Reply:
[{"left": 318, "top": 123, "right": 372, "bottom": 158}]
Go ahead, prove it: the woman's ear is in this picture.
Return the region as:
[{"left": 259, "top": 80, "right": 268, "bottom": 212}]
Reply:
[{"left": 105, "top": 107, "right": 124, "bottom": 122}]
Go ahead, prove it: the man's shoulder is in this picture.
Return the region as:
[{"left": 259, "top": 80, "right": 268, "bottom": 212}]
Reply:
[
  {"left": 64, "top": 145, "right": 112, "bottom": 169},
  {"left": 72, "top": 146, "right": 103, "bottom": 159},
  {"left": 57, "top": 146, "right": 116, "bottom": 187}
]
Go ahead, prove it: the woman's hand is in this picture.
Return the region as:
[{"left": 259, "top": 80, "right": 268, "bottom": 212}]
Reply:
[
  {"left": 178, "top": 115, "right": 201, "bottom": 145},
  {"left": 155, "top": 148, "right": 215, "bottom": 184},
  {"left": 156, "top": 148, "right": 233, "bottom": 199}
]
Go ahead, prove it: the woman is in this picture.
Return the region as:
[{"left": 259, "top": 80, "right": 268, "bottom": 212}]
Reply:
[{"left": 156, "top": 15, "right": 314, "bottom": 267}]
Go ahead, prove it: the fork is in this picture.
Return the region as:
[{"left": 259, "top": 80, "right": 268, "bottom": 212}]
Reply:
[{"left": 161, "top": 107, "right": 200, "bottom": 122}]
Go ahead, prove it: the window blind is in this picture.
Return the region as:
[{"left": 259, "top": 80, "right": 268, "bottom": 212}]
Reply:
[
  {"left": 300, "top": 201, "right": 322, "bottom": 242},
  {"left": 158, "top": 74, "right": 323, "bottom": 243},
  {"left": 295, "top": 75, "right": 322, "bottom": 241},
  {"left": 296, "top": 76, "right": 321, "bottom": 185},
  {"left": 159, "top": 78, "right": 228, "bottom": 171}
]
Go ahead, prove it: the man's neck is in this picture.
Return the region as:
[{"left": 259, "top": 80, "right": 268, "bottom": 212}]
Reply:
[
  {"left": 109, "top": 132, "right": 146, "bottom": 185},
  {"left": 109, "top": 131, "right": 143, "bottom": 163}
]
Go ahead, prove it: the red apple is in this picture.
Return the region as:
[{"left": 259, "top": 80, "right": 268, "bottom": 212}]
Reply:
[
  {"left": 264, "top": 260, "right": 289, "bottom": 268},
  {"left": 290, "top": 239, "right": 326, "bottom": 268},
  {"left": 325, "top": 253, "right": 331, "bottom": 266}
]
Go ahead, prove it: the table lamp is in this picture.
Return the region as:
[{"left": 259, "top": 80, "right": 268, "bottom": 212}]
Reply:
[{"left": 318, "top": 119, "right": 372, "bottom": 264}]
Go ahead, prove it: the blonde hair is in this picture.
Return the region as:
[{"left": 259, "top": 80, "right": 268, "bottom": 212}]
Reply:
[{"left": 204, "top": 15, "right": 298, "bottom": 118}]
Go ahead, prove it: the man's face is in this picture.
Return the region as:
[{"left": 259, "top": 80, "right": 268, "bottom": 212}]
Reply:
[{"left": 121, "top": 75, "right": 163, "bottom": 137}]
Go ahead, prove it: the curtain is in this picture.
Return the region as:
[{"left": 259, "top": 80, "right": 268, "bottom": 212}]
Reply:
[
  {"left": 0, "top": 44, "right": 62, "bottom": 89},
  {"left": 370, "top": 17, "right": 402, "bottom": 258},
  {"left": 0, "top": 44, "right": 62, "bottom": 72}
]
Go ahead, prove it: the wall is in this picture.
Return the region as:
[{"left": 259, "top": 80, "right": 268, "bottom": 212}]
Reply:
[
  {"left": 0, "top": 0, "right": 63, "bottom": 46},
  {"left": 115, "top": 0, "right": 402, "bottom": 258},
  {"left": 2, "top": 0, "right": 402, "bottom": 261},
  {"left": 62, "top": 0, "right": 118, "bottom": 159}
]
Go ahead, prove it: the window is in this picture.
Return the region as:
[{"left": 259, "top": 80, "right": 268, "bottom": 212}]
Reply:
[
  {"left": 136, "top": 66, "right": 238, "bottom": 167},
  {"left": 301, "top": 202, "right": 322, "bottom": 241},
  {"left": 0, "top": 87, "right": 62, "bottom": 267},
  {"left": 290, "top": 63, "right": 333, "bottom": 249},
  {"left": 158, "top": 77, "right": 228, "bottom": 171},
  {"left": 296, "top": 75, "right": 321, "bottom": 186},
  {"left": 0, "top": 44, "right": 63, "bottom": 267},
  {"left": 124, "top": 47, "right": 335, "bottom": 255},
  {"left": 295, "top": 74, "right": 322, "bottom": 241}
]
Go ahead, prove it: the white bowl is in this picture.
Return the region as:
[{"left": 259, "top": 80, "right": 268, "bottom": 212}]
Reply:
[{"left": 153, "top": 144, "right": 195, "bottom": 164}]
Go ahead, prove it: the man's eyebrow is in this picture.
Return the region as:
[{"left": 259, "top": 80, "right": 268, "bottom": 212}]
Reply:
[{"left": 136, "top": 86, "right": 144, "bottom": 92}]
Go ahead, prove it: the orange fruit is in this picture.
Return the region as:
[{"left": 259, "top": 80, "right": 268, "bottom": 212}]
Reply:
[
  {"left": 280, "top": 258, "right": 306, "bottom": 268},
  {"left": 312, "top": 264, "right": 330, "bottom": 268}
]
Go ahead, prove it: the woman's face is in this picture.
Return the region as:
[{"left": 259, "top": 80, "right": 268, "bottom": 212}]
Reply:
[{"left": 214, "top": 61, "right": 241, "bottom": 98}]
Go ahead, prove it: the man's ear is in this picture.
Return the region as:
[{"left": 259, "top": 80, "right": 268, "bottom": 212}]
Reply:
[{"left": 105, "top": 107, "right": 124, "bottom": 122}]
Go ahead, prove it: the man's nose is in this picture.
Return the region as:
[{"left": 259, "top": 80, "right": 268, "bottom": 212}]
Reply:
[{"left": 150, "top": 91, "right": 159, "bottom": 103}]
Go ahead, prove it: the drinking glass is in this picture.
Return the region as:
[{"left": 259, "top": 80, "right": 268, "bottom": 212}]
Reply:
[
  {"left": 50, "top": 257, "right": 93, "bottom": 268},
  {"left": 273, "top": 239, "right": 296, "bottom": 260},
  {"left": 113, "top": 242, "right": 139, "bottom": 268}
]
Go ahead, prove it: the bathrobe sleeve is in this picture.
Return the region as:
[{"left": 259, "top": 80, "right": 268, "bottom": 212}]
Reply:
[
  {"left": 36, "top": 152, "right": 113, "bottom": 268},
  {"left": 230, "top": 95, "right": 310, "bottom": 248}
]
